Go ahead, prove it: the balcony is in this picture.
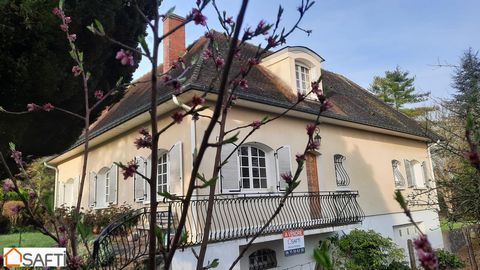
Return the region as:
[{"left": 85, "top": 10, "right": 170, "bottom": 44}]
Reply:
[{"left": 92, "top": 191, "right": 364, "bottom": 269}]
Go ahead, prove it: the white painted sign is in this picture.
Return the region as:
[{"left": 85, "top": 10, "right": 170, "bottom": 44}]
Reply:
[
  {"left": 3, "top": 248, "right": 67, "bottom": 268},
  {"left": 283, "top": 229, "right": 305, "bottom": 256}
]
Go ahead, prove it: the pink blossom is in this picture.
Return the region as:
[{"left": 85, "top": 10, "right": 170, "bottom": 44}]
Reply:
[
  {"left": 68, "top": 256, "right": 83, "bottom": 269},
  {"left": 94, "top": 90, "right": 104, "bottom": 100},
  {"left": 215, "top": 56, "right": 225, "bottom": 68},
  {"left": 72, "top": 65, "right": 82, "bottom": 76},
  {"left": 64, "top": 17, "right": 71, "bottom": 24},
  {"left": 307, "top": 140, "right": 320, "bottom": 151},
  {"left": 28, "top": 191, "right": 37, "bottom": 201},
  {"left": 67, "top": 34, "right": 77, "bottom": 42},
  {"left": 311, "top": 81, "right": 320, "bottom": 94},
  {"left": 191, "top": 95, "right": 206, "bottom": 107},
  {"left": 115, "top": 49, "right": 135, "bottom": 66},
  {"left": 321, "top": 100, "right": 333, "bottom": 112},
  {"left": 413, "top": 235, "right": 438, "bottom": 270},
  {"left": 306, "top": 124, "right": 316, "bottom": 136},
  {"left": 60, "top": 24, "right": 68, "bottom": 32},
  {"left": 171, "top": 111, "right": 184, "bottom": 124},
  {"left": 122, "top": 160, "right": 139, "bottom": 180},
  {"left": 58, "top": 236, "right": 68, "bottom": 247},
  {"left": 280, "top": 172, "right": 293, "bottom": 184},
  {"left": 468, "top": 150, "right": 480, "bottom": 167},
  {"left": 10, "top": 204, "right": 21, "bottom": 215},
  {"left": 59, "top": 225, "right": 66, "bottom": 233},
  {"left": 248, "top": 57, "right": 260, "bottom": 66},
  {"left": 233, "top": 79, "right": 248, "bottom": 89},
  {"left": 171, "top": 80, "right": 182, "bottom": 91},
  {"left": 52, "top": 7, "right": 62, "bottom": 16},
  {"left": 250, "top": 120, "right": 262, "bottom": 130},
  {"left": 295, "top": 154, "right": 306, "bottom": 163},
  {"left": 42, "top": 103, "right": 55, "bottom": 112},
  {"left": 27, "top": 103, "right": 41, "bottom": 112},
  {"left": 0, "top": 253, "right": 3, "bottom": 265},
  {"left": 10, "top": 150, "right": 22, "bottom": 165},
  {"left": 317, "top": 93, "right": 326, "bottom": 103},
  {"left": 225, "top": 16, "right": 234, "bottom": 25},
  {"left": 160, "top": 75, "right": 172, "bottom": 83},
  {"left": 255, "top": 20, "right": 269, "bottom": 35},
  {"left": 2, "top": 179, "right": 14, "bottom": 192},
  {"left": 202, "top": 48, "right": 213, "bottom": 60},
  {"left": 139, "top": 127, "right": 149, "bottom": 136},
  {"left": 204, "top": 31, "right": 214, "bottom": 39},
  {"left": 189, "top": 8, "right": 207, "bottom": 26}
]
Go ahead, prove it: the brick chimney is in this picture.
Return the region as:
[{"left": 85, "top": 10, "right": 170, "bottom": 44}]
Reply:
[{"left": 163, "top": 14, "right": 186, "bottom": 72}]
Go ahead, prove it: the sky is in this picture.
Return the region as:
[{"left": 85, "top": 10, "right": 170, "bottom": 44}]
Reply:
[{"left": 133, "top": 0, "right": 480, "bottom": 101}]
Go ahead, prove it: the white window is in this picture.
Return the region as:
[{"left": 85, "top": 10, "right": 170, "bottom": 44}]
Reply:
[
  {"left": 392, "top": 160, "right": 405, "bottom": 188},
  {"left": 134, "top": 142, "right": 183, "bottom": 203},
  {"left": 88, "top": 164, "right": 118, "bottom": 208},
  {"left": 57, "top": 177, "right": 78, "bottom": 208},
  {"left": 239, "top": 146, "right": 268, "bottom": 190},
  {"left": 295, "top": 63, "right": 310, "bottom": 94},
  {"left": 404, "top": 159, "right": 428, "bottom": 188},
  {"left": 105, "top": 171, "right": 110, "bottom": 203},
  {"left": 157, "top": 152, "right": 169, "bottom": 194},
  {"left": 334, "top": 154, "right": 350, "bottom": 186}
]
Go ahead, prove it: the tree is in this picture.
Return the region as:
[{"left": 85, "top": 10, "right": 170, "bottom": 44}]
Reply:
[
  {"left": 0, "top": 0, "right": 324, "bottom": 269},
  {"left": 0, "top": 0, "right": 151, "bottom": 177},
  {"left": 369, "top": 66, "right": 431, "bottom": 118}
]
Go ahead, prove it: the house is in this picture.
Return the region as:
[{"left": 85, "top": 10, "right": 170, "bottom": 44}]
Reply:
[{"left": 47, "top": 14, "right": 443, "bottom": 269}]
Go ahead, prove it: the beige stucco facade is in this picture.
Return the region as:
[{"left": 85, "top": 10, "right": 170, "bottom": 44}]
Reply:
[{"left": 50, "top": 92, "right": 434, "bottom": 217}]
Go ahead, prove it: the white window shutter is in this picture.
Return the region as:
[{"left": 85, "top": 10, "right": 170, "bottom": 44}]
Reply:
[
  {"left": 404, "top": 159, "right": 414, "bottom": 187},
  {"left": 134, "top": 156, "right": 147, "bottom": 202},
  {"left": 96, "top": 171, "right": 106, "bottom": 208},
  {"left": 64, "top": 181, "right": 74, "bottom": 207},
  {"left": 220, "top": 143, "right": 241, "bottom": 193},
  {"left": 57, "top": 182, "right": 65, "bottom": 207},
  {"left": 168, "top": 142, "right": 183, "bottom": 196},
  {"left": 109, "top": 164, "right": 118, "bottom": 204},
  {"left": 422, "top": 161, "right": 430, "bottom": 187},
  {"left": 276, "top": 146, "right": 292, "bottom": 191},
  {"left": 145, "top": 157, "right": 152, "bottom": 201},
  {"left": 89, "top": 172, "right": 97, "bottom": 208}
]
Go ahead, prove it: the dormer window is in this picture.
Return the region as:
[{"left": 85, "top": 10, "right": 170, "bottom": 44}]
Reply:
[{"left": 295, "top": 63, "right": 310, "bottom": 94}]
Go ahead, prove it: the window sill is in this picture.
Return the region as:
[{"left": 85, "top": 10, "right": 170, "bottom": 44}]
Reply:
[
  {"left": 413, "top": 186, "right": 428, "bottom": 190},
  {"left": 395, "top": 187, "right": 406, "bottom": 191}
]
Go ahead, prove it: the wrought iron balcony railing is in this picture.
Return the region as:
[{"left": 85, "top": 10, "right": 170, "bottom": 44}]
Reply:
[{"left": 92, "top": 191, "right": 364, "bottom": 269}]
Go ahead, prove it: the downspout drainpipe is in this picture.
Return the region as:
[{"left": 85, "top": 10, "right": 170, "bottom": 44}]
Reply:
[{"left": 44, "top": 160, "right": 59, "bottom": 209}]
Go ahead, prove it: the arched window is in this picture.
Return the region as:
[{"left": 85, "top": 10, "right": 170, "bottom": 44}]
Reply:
[
  {"left": 157, "top": 151, "right": 169, "bottom": 194},
  {"left": 249, "top": 249, "right": 277, "bottom": 270},
  {"left": 295, "top": 62, "right": 310, "bottom": 94},
  {"left": 391, "top": 160, "right": 405, "bottom": 188},
  {"left": 334, "top": 154, "right": 350, "bottom": 186},
  {"left": 239, "top": 145, "right": 268, "bottom": 190}
]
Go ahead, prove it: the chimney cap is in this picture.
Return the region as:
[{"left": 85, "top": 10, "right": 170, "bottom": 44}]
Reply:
[{"left": 163, "top": 13, "right": 186, "bottom": 22}]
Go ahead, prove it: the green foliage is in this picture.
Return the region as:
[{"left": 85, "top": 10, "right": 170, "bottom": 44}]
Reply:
[
  {"left": 313, "top": 240, "right": 333, "bottom": 270},
  {"left": 0, "top": 0, "right": 152, "bottom": 177},
  {"left": 333, "top": 229, "right": 406, "bottom": 270},
  {"left": 369, "top": 66, "right": 430, "bottom": 113},
  {"left": 83, "top": 204, "right": 134, "bottom": 230},
  {"left": 436, "top": 249, "right": 465, "bottom": 270}
]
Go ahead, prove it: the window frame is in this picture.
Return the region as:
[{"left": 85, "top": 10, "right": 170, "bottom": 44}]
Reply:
[
  {"left": 411, "top": 160, "right": 426, "bottom": 189},
  {"left": 239, "top": 145, "right": 269, "bottom": 192},
  {"left": 392, "top": 160, "right": 406, "bottom": 189},
  {"left": 105, "top": 171, "right": 110, "bottom": 203},
  {"left": 334, "top": 154, "right": 350, "bottom": 187},
  {"left": 248, "top": 249, "right": 277, "bottom": 270},
  {"left": 157, "top": 151, "right": 169, "bottom": 194},
  {"left": 295, "top": 62, "right": 311, "bottom": 95}
]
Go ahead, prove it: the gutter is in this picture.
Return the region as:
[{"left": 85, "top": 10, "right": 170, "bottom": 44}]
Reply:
[{"left": 43, "top": 160, "right": 58, "bottom": 208}]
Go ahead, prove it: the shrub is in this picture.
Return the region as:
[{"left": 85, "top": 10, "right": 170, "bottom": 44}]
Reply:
[
  {"left": 436, "top": 249, "right": 465, "bottom": 270},
  {"left": 83, "top": 204, "right": 134, "bottom": 232},
  {"left": 334, "top": 229, "right": 407, "bottom": 270}
]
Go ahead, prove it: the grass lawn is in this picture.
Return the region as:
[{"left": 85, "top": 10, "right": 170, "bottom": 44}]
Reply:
[
  {"left": 440, "top": 217, "right": 466, "bottom": 232},
  {"left": 0, "top": 232, "right": 56, "bottom": 249}
]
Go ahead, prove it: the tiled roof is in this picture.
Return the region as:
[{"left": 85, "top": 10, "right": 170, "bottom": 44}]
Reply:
[{"left": 76, "top": 32, "right": 437, "bottom": 147}]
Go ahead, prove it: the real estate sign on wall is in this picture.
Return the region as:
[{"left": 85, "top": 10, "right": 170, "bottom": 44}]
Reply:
[{"left": 283, "top": 229, "right": 305, "bottom": 256}]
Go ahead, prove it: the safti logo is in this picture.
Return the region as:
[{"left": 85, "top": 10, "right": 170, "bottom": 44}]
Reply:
[{"left": 3, "top": 247, "right": 66, "bottom": 267}]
